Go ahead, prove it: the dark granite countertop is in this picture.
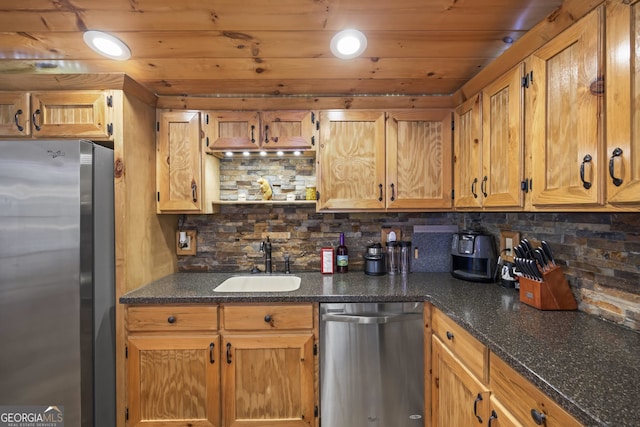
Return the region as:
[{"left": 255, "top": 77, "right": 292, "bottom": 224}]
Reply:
[{"left": 121, "top": 271, "right": 640, "bottom": 427}]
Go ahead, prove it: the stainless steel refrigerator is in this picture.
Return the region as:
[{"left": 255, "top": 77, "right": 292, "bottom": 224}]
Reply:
[{"left": 0, "top": 140, "right": 115, "bottom": 427}]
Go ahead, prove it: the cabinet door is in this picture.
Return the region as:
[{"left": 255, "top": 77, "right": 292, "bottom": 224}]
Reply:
[
  {"left": 207, "top": 111, "right": 260, "bottom": 151},
  {"left": 127, "top": 334, "right": 221, "bottom": 427},
  {"left": 261, "top": 111, "right": 317, "bottom": 151},
  {"left": 222, "top": 334, "right": 315, "bottom": 427},
  {"left": 453, "top": 94, "right": 483, "bottom": 208},
  {"left": 386, "top": 110, "right": 453, "bottom": 210},
  {"left": 432, "top": 335, "right": 490, "bottom": 427},
  {"left": 317, "top": 110, "right": 386, "bottom": 210},
  {"left": 482, "top": 64, "right": 525, "bottom": 209},
  {"left": 606, "top": 0, "right": 640, "bottom": 205},
  {"left": 0, "top": 92, "right": 30, "bottom": 136},
  {"left": 156, "top": 111, "right": 203, "bottom": 212},
  {"left": 30, "top": 91, "right": 112, "bottom": 139},
  {"left": 528, "top": 7, "right": 604, "bottom": 207},
  {"left": 487, "top": 396, "right": 525, "bottom": 427}
]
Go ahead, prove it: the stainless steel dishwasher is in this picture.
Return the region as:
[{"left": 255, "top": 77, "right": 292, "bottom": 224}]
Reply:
[{"left": 320, "top": 302, "right": 425, "bottom": 427}]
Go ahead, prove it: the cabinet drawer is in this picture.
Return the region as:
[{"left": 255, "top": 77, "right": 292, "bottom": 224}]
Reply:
[
  {"left": 490, "top": 353, "right": 583, "bottom": 427},
  {"left": 432, "top": 308, "right": 488, "bottom": 382},
  {"left": 223, "top": 304, "right": 314, "bottom": 331},
  {"left": 127, "top": 305, "right": 218, "bottom": 332}
]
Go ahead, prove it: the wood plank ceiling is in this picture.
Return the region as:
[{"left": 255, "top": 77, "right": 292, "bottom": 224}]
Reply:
[{"left": 0, "top": 0, "right": 564, "bottom": 98}]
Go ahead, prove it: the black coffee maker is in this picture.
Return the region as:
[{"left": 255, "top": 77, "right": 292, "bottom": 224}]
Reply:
[{"left": 450, "top": 231, "right": 497, "bottom": 282}]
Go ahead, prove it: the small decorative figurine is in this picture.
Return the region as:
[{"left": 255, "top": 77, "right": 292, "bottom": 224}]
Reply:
[{"left": 256, "top": 177, "right": 273, "bottom": 200}]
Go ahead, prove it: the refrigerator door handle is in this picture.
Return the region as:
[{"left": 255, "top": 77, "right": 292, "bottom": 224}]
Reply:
[{"left": 322, "top": 312, "right": 422, "bottom": 324}]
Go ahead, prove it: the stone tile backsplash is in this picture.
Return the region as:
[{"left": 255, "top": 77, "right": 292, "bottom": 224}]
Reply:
[{"left": 178, "top": 158, "right": 640, "bottom": 330}]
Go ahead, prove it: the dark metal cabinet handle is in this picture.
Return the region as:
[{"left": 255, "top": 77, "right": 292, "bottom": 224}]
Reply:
[
  {"left": 378, "top": 183, "right": 383, "bottom": 202},
  {"left": 488, "top": 410, "right": 498, "bottom": 427},
  {"left": 191, "top": 182, "right": 198, "bottom": 202},
  {"left": 167, "top": 316, "right": 176, "bottom": 324},
  {"left": 609, "top": 147, "right": 623, "bottom": 187},
  {"left": 530, "top": 409, "right": 547, "bottom": 425},
  {"left": 14, "top": 109, "right": 24, "bottom": 132},
  {"left": 580, "top": 154, "right": 593, "bottom": 189},
  {"left": 390, "top": 183, "right": 395, "bottom": 202},
  {"left": 264, "top": 125, "right": 269, "bottom": 144},
  {"left": 473, "top": 393, "right": 483, "bottom": 423},
  {"left": 446, "top": 331, "right": 454, "bottom": 340},
  {"left": 209, "top": 342, "right": 215, "bottom": 364},
  {"left": 32, "top": 108, "right": 42, "bottom": 131},
  {"left": 250, "top": 125, "right": 256, "bottom": 143},
  {"left": 226, "top": 342, "right": 232, "bottom": 364},
  {"left": 471, "top": 177, "right": 478, "bottom": 198},
  {"left": 481, "top": 176, "right": 488, "bottom": 197}
]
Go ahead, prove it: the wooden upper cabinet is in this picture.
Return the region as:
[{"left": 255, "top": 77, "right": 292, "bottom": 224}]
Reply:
[
  {"left": 0, "top": 92, "right": 30, "bottom": 136},
  {"left": 30, "top": 91, "right": 112, "bottom": 139},
  {"left": 206, "top": 111, "right": 317, "bottom": 152},
  {"left": 528, "top": 6, "right": 604, "bottom": 207},
  {"left": 386, "top": 110, "right": 453, "bottom": 210},
  {"left": 482, "top": 64, "right": 525, "bottom": 209},
  {"left": 606, "top": 0, "right": 640, "bottom": 205},
  {"left": 453, "top": 94, "right": 483, "bottom": 209},
  {"left": 260, "top": 110, "right": 317, "bottom": 151},
  {"left": 207, "top": 111, "right": 260, "bottom": 151},
  {"left": 0, "top": 91, "right": 112, "bottom": 139},
  {"left": 317, "top": 110, "right": 386, "bottom": 210},
  {"left": 156, "top": 110, "right": 203, "bottom": 212}
]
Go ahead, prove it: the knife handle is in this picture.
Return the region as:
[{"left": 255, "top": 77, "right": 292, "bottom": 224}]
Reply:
[{"left": 541, "top": 241, "right": 556, "bottom": 266}]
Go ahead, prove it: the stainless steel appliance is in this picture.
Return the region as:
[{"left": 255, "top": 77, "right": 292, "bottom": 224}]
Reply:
[
  {"left": 363, "top": 243, "right": 386, "bottom": 275},
  {"left": 320, "top": 302, "right": 424, "bottom": 427},
  {"left": 0, "top": 140, "right": 115, "bottom": 427},
  {"left": 450, "top": 231, "right": 497, "bottom": 282}
]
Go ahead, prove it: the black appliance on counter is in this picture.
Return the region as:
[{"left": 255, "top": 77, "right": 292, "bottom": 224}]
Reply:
[{"left": 450, "top": 231, "right": 497, "bottom": 282}]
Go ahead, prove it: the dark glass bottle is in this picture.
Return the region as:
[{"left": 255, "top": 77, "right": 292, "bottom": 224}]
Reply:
[{"left": 336, "top": 232, "right": 349, "bottom": 273}]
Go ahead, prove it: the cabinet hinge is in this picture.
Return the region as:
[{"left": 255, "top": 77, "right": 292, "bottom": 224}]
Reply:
[
  {"left": 316, "top": 120, "right": 320, "bottom": 131},
  {"left": 315, "top": 191, "right": 320, "bottom": 201},
  {"left": 205, "top": 113, "right": 209, "bottom": 125},
  {"left": 125, "top": 345, "right": 128, "bottom": 358},
  {"left": 522, "top": 71, "right": 534, "bottom": 88},
  {"left": 157, "top": 192, "right": 160, "bottom": 202},
  {"left": 451, "top": 189, "right": 455, "bottom": 200},
  {"left": 314, "top": 406, "right": 319, "bottom": 417},
  {"left": 311, "top": 135, "right": 315, "bottom": 146},
  {"left": 313, "top": 343, "right": 318, "bottom": 356},
  {"left": 451, "top": 120, "right": 454, "bottom": 131},
  {"left": 156, "top": 121, "right": 160, "bottom": 132},
  {"left": 106, "top": 95, "right": 113, "bottom": 107},
  {"left": 125, "top": 408, "right": 129, "bottom": 421},
  {"left": 107, "top": 123, "right": 113, "bottom": 136},
  {"left": 311, "top": 112, "right": 315, "bottom": 123},
  {"left": 206, "top": 136, "right": 210, "bottom": 147}
]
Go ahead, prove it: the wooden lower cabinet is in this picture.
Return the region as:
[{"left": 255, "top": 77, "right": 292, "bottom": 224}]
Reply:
[
  {"left": 431, "top": 335, "right": 490, "bottom": 426},
  {"left": 126, "top": 303, "right": 318, "bottom": 427},
  {"left": 490, "top": 353, "right": 582, "bottom": 427},
  {"left": 222, "top": 334, "right": 316, "bottom": 427},
  {"left": 221, "top": 303, "right": 318, "bottom": 427},
  {"left": 127, "top": 334, "right": 221, "bottom": 427},
  {"left": 431, "top": 308, "right": 584, "bottom": 427}
]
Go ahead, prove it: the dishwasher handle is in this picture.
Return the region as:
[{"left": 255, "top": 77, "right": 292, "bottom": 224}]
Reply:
[{"left": 322, "top": 312, "right": 422, "bottom": 324}]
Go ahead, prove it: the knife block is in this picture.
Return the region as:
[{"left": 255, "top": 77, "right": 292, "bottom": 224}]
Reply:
[{"left": 519, "top": 266, "right": 578, "bottom": 310}]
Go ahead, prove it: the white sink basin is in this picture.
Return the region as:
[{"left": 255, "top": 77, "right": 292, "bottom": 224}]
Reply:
[{"left": 213, "top": 275, "right": 301, "bottom": 292}]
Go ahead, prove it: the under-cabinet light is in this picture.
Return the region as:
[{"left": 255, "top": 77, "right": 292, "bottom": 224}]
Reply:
[
  {"left": 277, "top": 151, "right": 284, "bottom": 156},
  {"left": 225, "top": 152, "right": 234, "bottom": 157},
  {"left": 242, "top": 151, "right": 251, "bottom": 156},
  {"left": 83, "top": 30, "right": 131, "bottom": 60},
  {"left": 259, "top": 151, "right": 267, "bottom": 157},
  {"left": 293, "top": 151, "right": 301, "bottom": 156}
]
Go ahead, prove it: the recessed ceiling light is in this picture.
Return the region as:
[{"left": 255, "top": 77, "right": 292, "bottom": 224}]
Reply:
[
  {"left": 83, "top": 30, "right": 131, "bottom": 60},
  {"left": 330, "top": 29, "right": 367, "bottom": 59}
]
